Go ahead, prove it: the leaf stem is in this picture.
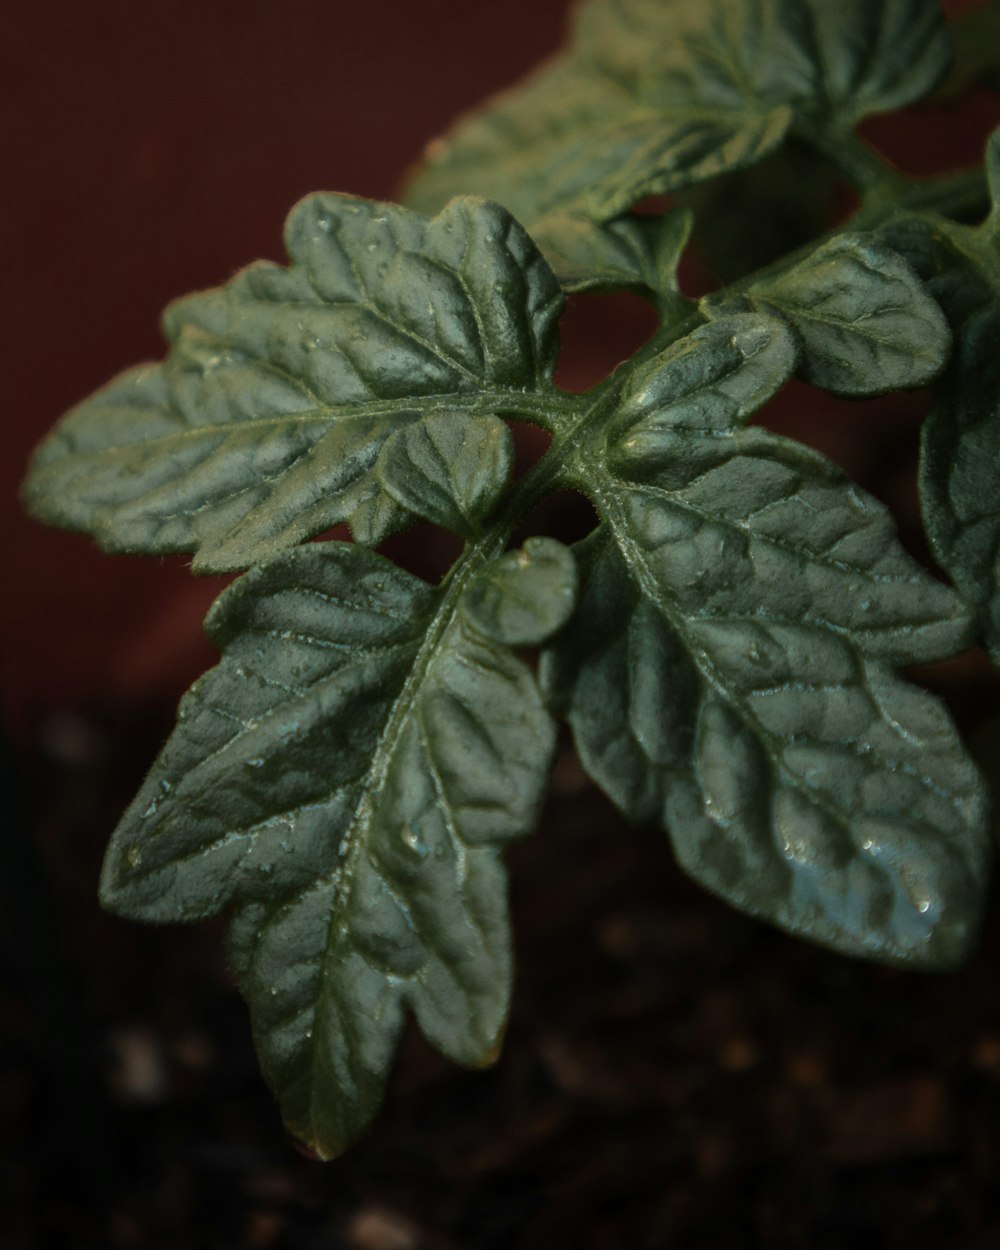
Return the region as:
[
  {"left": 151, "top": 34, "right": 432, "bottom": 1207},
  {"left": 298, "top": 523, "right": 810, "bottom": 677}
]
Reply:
[
  {"left": 449, "top": 152, "right": 994, "bottom": 591},
  {"left": 796, "top": 123, "right": 905, "bottom": 196},
  {"left": 893, "top": 166, "right": 990, "bottom": 222}
]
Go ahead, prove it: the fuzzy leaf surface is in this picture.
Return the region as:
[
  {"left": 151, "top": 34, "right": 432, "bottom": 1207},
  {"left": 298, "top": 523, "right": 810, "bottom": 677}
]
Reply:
[
  {"left": 405, "top": 0, "right": 948, "bottom": 292},
  {"left": 922, "top": 306, "right": 1000, "bottom": 664},
  {"left": 545, "top": 316, "right": 987, "bottom": 966},
  {"left": 463, "top": 538, "right": 578, "bottom": 647},
  {"left": 536, "top": 207, "right": 693, "bottom": 297},
  {"left": 906, "top": 140, "right": 1000, "bottom": 665},
  {"left": 542, "top": 533, "right": 986, "bottom": 967},
  {"left": 23, "top": 195, "right": 563, "bottom": 572},
  {"left": 99, "top": 542, "right": 557, "bottom": 1157},
  {"left": 376, "top": 411, "right": 513, "bottom": 536},
  {"left": 705, "top": 235, "right": 952, "bottom": 396}
]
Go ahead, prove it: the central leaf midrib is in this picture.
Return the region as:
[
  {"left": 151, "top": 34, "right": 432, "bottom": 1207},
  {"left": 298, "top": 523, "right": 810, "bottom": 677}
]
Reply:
[
  {"left": 53, "top": 390, "right": 566, "bottom": 461},
  {"left": 287, "top": 535, "right": 507, "bottom": 1120}
]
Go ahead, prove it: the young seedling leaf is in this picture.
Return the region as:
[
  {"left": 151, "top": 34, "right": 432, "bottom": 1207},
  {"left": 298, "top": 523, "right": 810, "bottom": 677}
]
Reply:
[
  {"left": 462, "top": 537, "right": 578, "bottom": 647},
  {"left": 922, "top": 305, "right": 1000, "bottom": 665},
  {"left": 594, "top": 313, "right": 968, "bottom": 657},
  {"left": 377, "top": 411, "right": 514, "bottom": 536},
  {"left": 542, "top": 529, "right": 988, "bottom": 968},
  {"left": 546, "top": 312, "right": 985, "bottom": 963},
  {"left": 536, "top": 207, "right": 694, "bottom": 299},
  {"left": 706, "top": 235, "right": 952, "bottom": 396},
  {"left": 575, "top": 0, "right": 951, "bottom": 125},
  {"left": 406, "top": 0, "right": 949, "bottom": 292},
  {"left": 607, "top": 314, "right": 799, "bottom": 465},
  {"left": 405, "top": 39, "right": 790, "bottom": 294},
  {"left": 99, "top": 542, "right": 556, "bottom": 1158},
  {"left": 23, "top": 195, "right": 564, "bottom": 573},
  {"left": 890, "top": 130, "right": 1000, "bottom": 666}
]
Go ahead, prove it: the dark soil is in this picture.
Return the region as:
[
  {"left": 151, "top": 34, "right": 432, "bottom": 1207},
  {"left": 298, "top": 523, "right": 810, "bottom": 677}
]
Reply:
[{"left": 4, "top": 684, "right": 1000, "bottom": 1250}]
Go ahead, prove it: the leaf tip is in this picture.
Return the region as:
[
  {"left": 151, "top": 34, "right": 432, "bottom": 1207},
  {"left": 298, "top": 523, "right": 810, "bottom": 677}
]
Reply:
[{"left": 287, "top": 1131, "right": 341, "bottom": 1164}]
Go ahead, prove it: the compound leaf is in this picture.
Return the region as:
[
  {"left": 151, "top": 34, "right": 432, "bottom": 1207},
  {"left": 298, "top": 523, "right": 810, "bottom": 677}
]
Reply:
[
  {"left": 23, "top": 195, "right": 564, "bottom": 573},
  {"left": 706, "top": 234, "right": 952, "bottom": 396},
  {"left": 99, "top": 541, "right": 557, "bottom": 1158},
  {"left": 545, "top": 315, "right": 987, "bottom": 966},
  {"left": 922, "top": 305, "right": 1000, "bottom": 666},
  {"left": 405, "top": 0, "right": 949, "bottom": 293},
  {"left": 895, "top": 130, "right": 1000, "bottom": 667}
]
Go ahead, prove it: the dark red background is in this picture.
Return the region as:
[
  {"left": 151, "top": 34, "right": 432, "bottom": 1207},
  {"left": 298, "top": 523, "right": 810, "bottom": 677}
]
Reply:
[
  {"left": 7, "top": 4, "right": 1000, "bottom": 1247},
  {"left": 3, "top": 0, "right": 996, "bottom": 733},
  {"left": 3, "top": 0, "right": 582, "bottom": 732}
]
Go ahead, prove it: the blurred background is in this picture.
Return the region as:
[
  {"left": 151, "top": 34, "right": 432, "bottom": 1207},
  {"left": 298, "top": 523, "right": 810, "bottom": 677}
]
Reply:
[{"left": 6, "top": 1, "right": 1000, "bottom": 1246}]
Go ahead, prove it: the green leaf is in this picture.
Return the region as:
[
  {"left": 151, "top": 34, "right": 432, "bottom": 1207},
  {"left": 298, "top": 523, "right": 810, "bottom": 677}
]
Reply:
[
  {"left": 604, "top": 375, "right": 971, "bottom": 666},
  {"left": 888, "top": 130, "right": 1000, "bottom": 667},
  {"left": 607, "top": 314, "right": 800, "bottom": 459},
  {"left": 545, "top": 315, "right": 987, "bottom": 966},
  {"left": 707, "top": 234, "right": 952, "bottom": 396},
  {"left": 462, "top": 537, "right": 578, "bottom": 647},
  {"left": 376, "top": 411, "right": 513, "bottom": 536},
  {"left": 876, "top": 214, "right": 993, "bottom": 332},
  {"left": 922, "top": 305, "right": 1000, "bottom": 665},
  {"left": 23, "top": 195, "right": 564, "bottom": 573},
  {"left": 542, "top": 531, "right": 987, "bottom": 968},
  {"left": 575, "top": 0, "right": 951, "bottom": 125},
  {"left": 99, "top": 542, "right": 556, "bottom": 1157},
  {"left": 405, "top": 0, "right": 949, "bottom": 292},
  {"left": 407, "top": 54, "right": 791, "bottom": 222},
  {"left": 535, "top": 207, "right": 693, "bottom": 298}
]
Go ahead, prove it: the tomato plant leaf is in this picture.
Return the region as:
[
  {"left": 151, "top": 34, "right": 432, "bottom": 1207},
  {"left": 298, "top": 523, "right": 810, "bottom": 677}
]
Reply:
[
  {"left": 544, "top": 316, "right": 986, "bottom": 965},
  {"left": 706, "top": 235, "right": 952, "bottom": 396},
  {"left": 885, "top": 131, "right": 1000, "bottom": 666},
  {"left": 22, "top": 195, "right": 564, "bottom": 573},
  {"left": 599, "top": 316, "right": 970, "bottom": 664},
  {"left": 98, "top": 542, "right": 557, "bottom": 1157},
  {"left": 536, "top": 207, "right": 693, "bottom": 298},
  {"left": 20, "top": 0, "right": 1000, "bottom": 1163},
  {"left": 376, "top": 411, "right": 513, "bottom": 537},
  {"left": 462, "top": 537, "right": 578, "bottom": 647},
  {"left": 921, "top": 306, "right": 1000, "bottom": 664},
  {"left": 405, "top": 0, "right": 949, "bottom": 293},
  {"left": 542, "top": 529, "right": 988, "bottom": 968},
  {"left": 575, "top": 0, "right": 951, "bottom": 125},
  {"left": 607, "top": 315, "right": 800, "bottom": 455}
]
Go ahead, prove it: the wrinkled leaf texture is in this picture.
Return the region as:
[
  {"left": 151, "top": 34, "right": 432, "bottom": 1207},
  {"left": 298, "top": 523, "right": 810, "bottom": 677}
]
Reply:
[
  {"left": 704, "top": 233, "right": 952, "bottom": 395},
  {"left": 23, "top": 196, "right": 563, "bottom": 572},
  {"left": 405, "top": 0, "right": 951, "bottom": 292},
  {"left": 20, "top": 0, "right": 993, "bottom": 1164},
  {"left": 544, "top": 316, "right": 988, "bottom": 967},
  {"left": 100, "top": 541, "right": 573, "bottom": 1158},
  {"left": 897, "top": 130, "right": 1000, "bottom": 666}
]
